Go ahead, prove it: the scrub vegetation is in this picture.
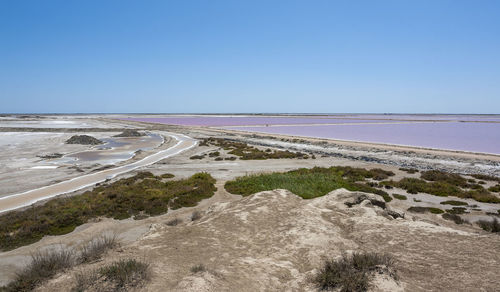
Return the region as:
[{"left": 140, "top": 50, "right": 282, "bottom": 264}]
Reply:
[
  {"left": 392, "top": 194, "right": 407, "bottom": 200},
  {"left": 407, "top": 206, "right": 445, "bottom": 214},
  {"left": 199, "top": 137, "right": 310, "bottom": 160},
  {"left": 313, "top": 252, "right": 396, "bottom": 291},
  {"left": 477, "top": 218, "right": 500, "bottom": 233},
  {"left": 381, "top": 170, "right": 500, "bottom": 203},
  {"left": 224, "top": 166, "right": 395, "bottom": 202},
  {"left": 0, "top": 172, "right": 216, "bottom": 251},
  {"left": 1, "top": 235, "right": 118, "bottom": 292}
]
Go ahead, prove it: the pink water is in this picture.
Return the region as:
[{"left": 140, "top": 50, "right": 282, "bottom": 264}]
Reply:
[{"left": 124, "top": 115, "right": 500, "bottom": 154}]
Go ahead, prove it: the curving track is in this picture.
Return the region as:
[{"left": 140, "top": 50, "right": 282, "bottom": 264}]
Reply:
[{"left": 0, "top": 132, "right": 197, "bottom": 214}]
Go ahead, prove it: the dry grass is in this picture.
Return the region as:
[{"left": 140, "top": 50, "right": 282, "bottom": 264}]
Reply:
[
  {"left": 190, "top": 264, "right": 206, "bottom": 273},
  {"left": 166, "top": 218, "right": 182, "bottom": 226},
  {"left": 314, "top": 252, "right": 396, "bottom": 292},
  {"left": 2, "top": 248, "right": 74, "bottom": 292},
  {"left": 79, "top": 235, "right": 118, "bottom": 264},
  {"left": 74, "top": 259, "right": 150, "bottom": 292},
  {"left": 477, "top": 218, "right": 500, "bottom": 233},
  {"left": 191, "top": 211, "right": 202, "bottom": 221}
]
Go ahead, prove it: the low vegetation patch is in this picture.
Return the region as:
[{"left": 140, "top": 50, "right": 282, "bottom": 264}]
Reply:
[
  {"left": 383, "top": 170, "right": 500, "bottom": 203},
  {"left": 489, "top": 184, "right": 500, "bottom": 192},
  {"left": 442, "top": 213, "right": 466, "bottom": 224},
  {"left": 0, "top": 172, "right": 216, "bottom": 251},
  {"left": 1, "top": 235, "right": 120, "bottom": 291},
  {"left": 165, "top": 218, "right": 182, "bottom": 226},
  {"left": 477, "top": 218, "right": 500, "bottom": 233},
  {"left": 75, "top": 259, "right": 150, "bottom": 291},
  {"left": 313, "top": 252, "right": 396, "bottom": 292},
  {"left": 225, "top": 166, "right": 393, "bottom": 202},
  {"left": 470, "top": 174, "right": 500, "bottom": 183},
  {"left": 190, "top": 264, "right": 207, "bottom": 273},
  {"left": 446, "top": 207, "right": 468, "bottom": 214},
  {"left": 113, "top": 129, "right": 145, "bottom": 137},
  {"left": 199, "top": 137, "right": 309, "bottom": 160},
  {"left": 392, "top": 194, "right": 407, "bottom": 200},
  {"left": 66, "top": 135, "right": 103, "bottom": 145},
  {"left": 79, "top": 235, "right": 118, "bottom": 264},
  {"left": 37, "top": 153, "right": 64, "bottom": 159},
  {"left": 399, "top": 167, "right": 418, "bottom": 174},
  {"left": 440, "top": 200, "right": 468, "bottom": 206},
  {"left": 189, "top": 154, "right": 205, "bottom": 160},
  {"left": 2, "top": 249, "right": 74, "bottom": 292},
  {"left": 407, "top": 206, "right": 444, "bottom": 214}
]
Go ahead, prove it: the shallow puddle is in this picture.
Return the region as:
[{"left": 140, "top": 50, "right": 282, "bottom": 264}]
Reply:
[{"left": 55, "top": 133, "right": 163, "bottom": 165}]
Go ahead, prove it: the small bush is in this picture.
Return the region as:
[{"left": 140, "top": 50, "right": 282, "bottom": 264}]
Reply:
[
  {"left": 208, "top": 151, "right": 220, "bottom": 157},
  {"left": 99, "top": 259, "right": 149, "bottom": 289},
  {"left": 190, "top": 264, "right": 206, "bottom": 273},
  {"left": 161, "top": 173, "right": 175, "bottom": 179},
  {"left": 399, "top": 167, "right": 418, "bottom": 174},
  {"left": 4, "top": 249, "right": 74, "bottom": 291},
  {"left": 407, "top": 206, "right": 444, "bottom": 214},
  {"left": 488, "top": 184, "right": 500, "bottom": 192},
  {"left": 166, "top": 218, "right": 182, "bottom": 226},
  {"left": 477, "top": 218, "right": 500, "bottom": 233},
  {"left": 471, "top": 174, "right": 500, "bottom": 182},
  {"left": 79, "top": 235, "right": 118, "bottom": 264},
  {"left": 440, "top": 200, "right": 468, "bottom": 206},
  {"left": 446, "top": 207, "right": 468, "bottom": 214},
  {"left": 442, "top": 213, "right": 466, "bottom": 224},
  {"left": 190, "top": 155, "right": 204, "bottom": 160},
  {"left": 191, "top": 211, "right": 202, "bottom": 221},
  {"left": 314, "top": 252, "right": 395, "bottom": 291},
  {"left": 392, "top": 194, "right": 407, "bottom": 200}
]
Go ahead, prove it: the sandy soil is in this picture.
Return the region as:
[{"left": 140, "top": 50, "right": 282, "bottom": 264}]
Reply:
[{"left": 28, "top": 189, "right": 500, "bottom": 291}]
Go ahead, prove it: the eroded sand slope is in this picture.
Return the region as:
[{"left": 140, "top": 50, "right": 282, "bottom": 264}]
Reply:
[{"left": 36, "top": 189, "right": 500, "bottom": 291}]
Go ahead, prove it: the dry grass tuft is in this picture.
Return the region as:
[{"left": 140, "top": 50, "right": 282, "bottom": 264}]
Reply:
[{"left": 314, "top": 252, "right": 396, "bottom": 292}]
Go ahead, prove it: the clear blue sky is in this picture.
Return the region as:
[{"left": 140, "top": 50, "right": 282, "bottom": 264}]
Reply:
[{"left": 1, "top": 0, "right": 499, "bottom": 114}]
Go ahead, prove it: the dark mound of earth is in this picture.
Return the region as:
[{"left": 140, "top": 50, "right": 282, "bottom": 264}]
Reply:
[
  {"left": 113, "top": 129, "right": 146, "bottom": 137},
  {"left": 66, "top": 135, "right": 103, "bottom": 145}
]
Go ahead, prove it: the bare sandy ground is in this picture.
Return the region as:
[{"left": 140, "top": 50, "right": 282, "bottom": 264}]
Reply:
[{"left": 28, "top": 189, "right": 500, "bottom": 291}]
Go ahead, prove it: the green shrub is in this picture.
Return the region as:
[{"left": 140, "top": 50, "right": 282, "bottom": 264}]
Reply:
[
  {"left": 189, "top": 155, "right": 204, "bottom": 160},
  {"left": 200, "top": 138, "right": 310, "bottom": 160},
  {"left": 471, "top": 174, "right": 500, "bottom": 183},
  {"left": 387, "top": 177, "right": 500, "bottom": 203},
  {"left": 442, "top": 213, "right": 466, "bottom": 224},
  {"left": 446, "top": 207, "right": 468, "bottom": 214},
  {"left": 161, "top": 173, "right": 175, "bottom": 179},
  {"left": 420, "top": 170, "right": 468, "bottom": 187},
  {"left": 224, "top": 167, "right": 391, "bottom": 201},
  {"left": 440, "top": 200, "right": 468, "bottom": 206},
  {"left": 0, "top": 172, "right": 216, "bottom": 251},
  {"left": 392, "top": 194, "right": 407, "bottom": 200},
  {"left": 313, "top": 252, "right": 395, "bottom": 291},
  {"left": 399, "top": 167, "right": 418, "bottom": 174},
  {"left": 488, "top": 185, "right": 500, "bottom": 192},
  {"left": 407, "top": 207, "right": 444, "bottom": 214}
]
